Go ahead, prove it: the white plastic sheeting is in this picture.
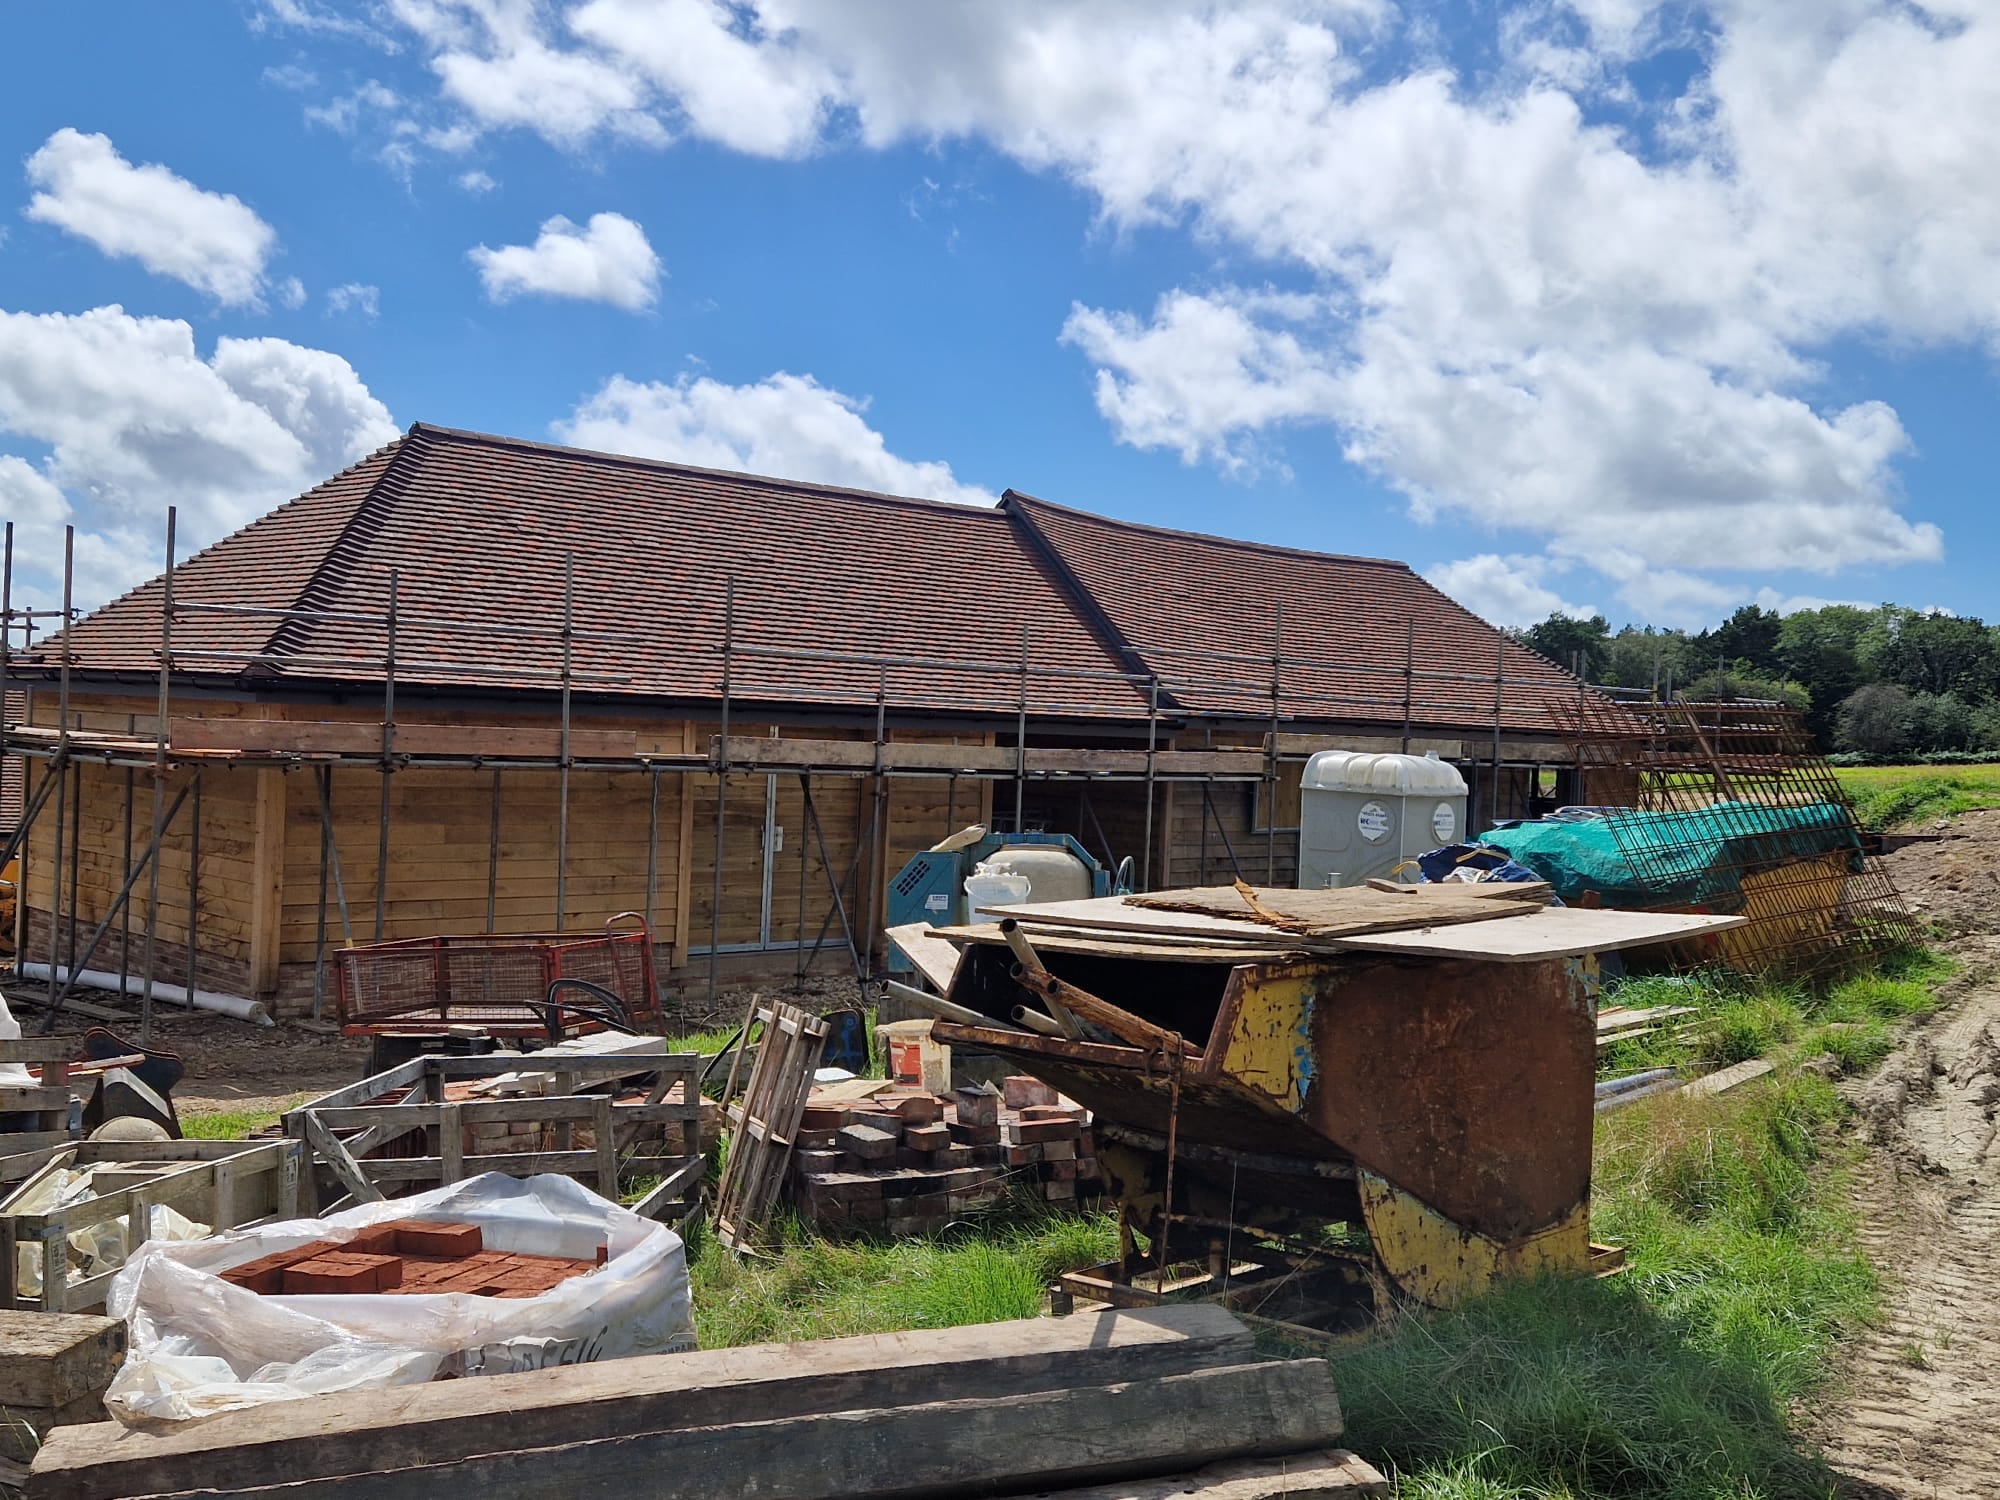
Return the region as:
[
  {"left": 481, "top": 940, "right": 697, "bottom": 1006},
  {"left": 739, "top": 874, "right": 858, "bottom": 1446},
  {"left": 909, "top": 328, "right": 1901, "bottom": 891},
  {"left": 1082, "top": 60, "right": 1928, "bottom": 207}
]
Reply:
[{"left": 104, "top": 1173, "right": 696, "bottom": 1424}]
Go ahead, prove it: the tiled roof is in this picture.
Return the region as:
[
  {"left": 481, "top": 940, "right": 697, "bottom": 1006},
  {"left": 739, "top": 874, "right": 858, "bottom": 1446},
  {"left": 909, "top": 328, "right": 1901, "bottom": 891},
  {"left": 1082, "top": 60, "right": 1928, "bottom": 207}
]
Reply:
[
  {"left": 25, "top": 422, "right": 1590, "bottom": 735},
  {"left": 1002, "top": 492, "right": 1591, "bottom": 736},
  {"left": 34, "top": 425, "right": 1150, "bottom": 720}
]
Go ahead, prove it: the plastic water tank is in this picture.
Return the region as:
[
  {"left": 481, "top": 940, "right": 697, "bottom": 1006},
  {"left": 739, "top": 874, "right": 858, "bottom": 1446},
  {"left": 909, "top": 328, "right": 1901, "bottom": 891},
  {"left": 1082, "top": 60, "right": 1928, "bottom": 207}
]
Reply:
[
  {"left": 1298, "top": 750, "right": 1469, "bottom": 888},
  {"left": 984, "top": 844, "right": 1095, "bottom": 905}
]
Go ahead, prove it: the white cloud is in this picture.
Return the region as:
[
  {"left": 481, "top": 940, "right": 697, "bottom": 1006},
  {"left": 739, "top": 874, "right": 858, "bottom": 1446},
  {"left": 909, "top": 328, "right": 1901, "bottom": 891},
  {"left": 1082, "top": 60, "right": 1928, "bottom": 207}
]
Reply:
[
  {"left": 457, "top": 168, "right": 498, "bottom": 193},
  {"left": 327, "top": 282, "right": 381, "bottom": 318},
  {"left": 23, "top": 129, "right": 282, "bottom": 308},
  {"left": 304, "top": 80, "right": 402, "bottom": 132},
  {"left": 0, "top": 305, "right": 398, "bottom": 607},
  {"left": 1426, "top": 554, "right": 1596, "bottom": 628},
  {"left": 1060, "top": 290, "right": 1340, "bottom": 475},
  {"left": 348, "top": 1, "right": 1992, "bottom": 608},
  {"left": 278, "top": 276, "right": 308, "bottom": 310},
  {"left": 556, "top": 371, "right": 996, "bottom": 506},
  {"left": 470, "top": 212, "right": 662, "bottom": 310}
]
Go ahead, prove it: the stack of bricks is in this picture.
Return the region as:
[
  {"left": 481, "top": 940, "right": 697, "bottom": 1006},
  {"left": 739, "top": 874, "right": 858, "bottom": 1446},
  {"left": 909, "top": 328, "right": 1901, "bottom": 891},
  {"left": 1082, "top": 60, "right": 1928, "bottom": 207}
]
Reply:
[
  {"left": 788, "top": 1076, "right": 1099, "bottom": 1237},
  {"left": 219, "top": 1220, "right": 606, "bottom": 1300},
  {"left": 442, "top": 1080, "right": 722, "bottom": 1159}
]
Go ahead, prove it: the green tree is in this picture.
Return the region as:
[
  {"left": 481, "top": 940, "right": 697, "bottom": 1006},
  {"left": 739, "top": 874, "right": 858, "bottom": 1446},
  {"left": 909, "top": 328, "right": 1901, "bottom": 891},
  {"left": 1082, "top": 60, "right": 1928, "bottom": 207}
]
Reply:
[
  {"left": 1602, "top": 626, "right": 1694, "bottom": 692},
  {"left": 1514, "top": 612, "right": 1611, "bottom": 680},
  {"left": 1861, "top": 608, "right": 2000, "bottom": 701},
  {"left": 1777, "top": 605, "right": 1870, "bottom": 742},
  {"left": 1834, "top": 683, "right": 1915, "bottom": 757},
  {"left": 1697, "top": 605, "right": 1784, "bottom": 675}
]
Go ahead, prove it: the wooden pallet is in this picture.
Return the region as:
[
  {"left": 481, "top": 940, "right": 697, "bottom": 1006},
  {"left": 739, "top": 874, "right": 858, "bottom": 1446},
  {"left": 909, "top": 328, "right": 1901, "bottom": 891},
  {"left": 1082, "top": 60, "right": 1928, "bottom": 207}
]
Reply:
[
  {"left": 714, "top": 998, "right": 827, "bottom": 1253},
  {"left": 0, "top": 1038, "right": 77, "bottom": 1170},
  {"left": 283, "top": 1049, "right": 706, "bottom": 1221},
  {"left": 0, "top": 1139, "right": 308, "bottom": 1313}
]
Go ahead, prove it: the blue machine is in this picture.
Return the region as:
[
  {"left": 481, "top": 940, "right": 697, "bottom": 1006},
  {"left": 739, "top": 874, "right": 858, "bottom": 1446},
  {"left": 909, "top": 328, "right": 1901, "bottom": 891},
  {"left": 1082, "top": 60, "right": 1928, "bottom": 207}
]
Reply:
[{"left": 886, "top": 832, "right": 1126, "bottom": 973}]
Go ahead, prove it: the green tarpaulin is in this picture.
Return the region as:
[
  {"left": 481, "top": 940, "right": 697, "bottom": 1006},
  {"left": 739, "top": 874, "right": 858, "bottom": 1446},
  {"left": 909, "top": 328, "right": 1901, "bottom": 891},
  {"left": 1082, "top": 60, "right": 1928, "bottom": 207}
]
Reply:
[{"left": 1477, "top": 801, "right": 1861, "bottom": 907}]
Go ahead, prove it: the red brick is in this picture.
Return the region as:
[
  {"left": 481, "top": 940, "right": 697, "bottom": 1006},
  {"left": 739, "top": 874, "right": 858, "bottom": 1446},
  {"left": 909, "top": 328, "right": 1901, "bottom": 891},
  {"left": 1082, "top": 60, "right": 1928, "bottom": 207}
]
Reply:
[
  {"left": 1041, "top": 1139, "right": 1078, "bottom": 1162},
  {"left": 798, "top": 1104, "right": 848, "bottom": 1131},
  {"left": 1002, "top": 1076, "right": 1058, "bottom": 1109},
  {"left": 392, "top": 1221, "right": 483, "bottom": 1257},
  {"left": 903, "top": 1122, "right": 952, "bottom": 1152},
  {"left": 1013, "top": 1119, "right": 1080, "bottom": 1145},
  {"left": 282, "top": 1254, "right": 400, "bottom": 1295},
  {"left": 888, "top": 1093, "right": 945, "bottom": 1126},
  {"left": 347, "top": 1224, "right": 400, "bottom": 1256},
  {"left": 948, "top": 1121, "right": 1002, "bottom": 1147},
  {"left": 952, "top": 1087, "right": 1001, "bottom": 1128}
]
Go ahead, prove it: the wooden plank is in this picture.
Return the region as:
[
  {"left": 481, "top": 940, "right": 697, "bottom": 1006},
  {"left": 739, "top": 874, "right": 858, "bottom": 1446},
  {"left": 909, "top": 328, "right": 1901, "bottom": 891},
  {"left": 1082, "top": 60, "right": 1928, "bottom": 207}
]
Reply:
[
  {"left": 69, "top": 1359, "right": 1342, "bottom": 1500},
  {"left": 1334, "top": 906, "right": 1748, "bottom": 961},
  {"left": 171, "top": 719, "right": 640, "bottom": 760},
  {"left": 885, "top": 921, "right": 960, "bottom": 991},
  {"left": 1028, "top": 1450, "right": 1388, "bottom": 1498},
  {"left": 247, "top": 769, "right": 285, "bottom": 996},
  {"left": 0, "top": 1309, "right": 126, "bottom": 1409},
  {"left": 1123, "top": 883, "right": 1548, "bottom": 938},
  {"left": 32, "top": 1307, "right": 1257, "bottom": 1500},
  {"left": 1681, "top": 1058, "right": 1774, "bottom": 1097}
]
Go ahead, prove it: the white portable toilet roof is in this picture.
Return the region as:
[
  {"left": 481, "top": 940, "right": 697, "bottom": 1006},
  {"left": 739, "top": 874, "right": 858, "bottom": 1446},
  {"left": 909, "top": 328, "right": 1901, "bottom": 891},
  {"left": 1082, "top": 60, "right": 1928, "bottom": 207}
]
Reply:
[{"left": 1301, "top": 750, "right": 1468, "bottom": 796}]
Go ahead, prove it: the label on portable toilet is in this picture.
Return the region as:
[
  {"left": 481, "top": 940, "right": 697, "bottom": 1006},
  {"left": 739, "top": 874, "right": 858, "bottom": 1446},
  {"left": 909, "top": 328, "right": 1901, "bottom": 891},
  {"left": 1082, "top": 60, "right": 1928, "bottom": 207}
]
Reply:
[
  {"left": 925, "top": 893, "right": 949, "bottom": 911},
  {"left": 1432, "top": 802, "right": 1457, "bottom": 842},
  {"left": 1357, "top": 801, "right": 1392, "bottom": 843}
]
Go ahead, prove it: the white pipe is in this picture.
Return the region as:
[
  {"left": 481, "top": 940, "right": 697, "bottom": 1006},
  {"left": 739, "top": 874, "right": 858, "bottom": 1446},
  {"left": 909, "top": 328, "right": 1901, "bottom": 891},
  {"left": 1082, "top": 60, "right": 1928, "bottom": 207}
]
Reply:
[{"left": 14, "top": 963, "right": 275, "bottom": 1027}]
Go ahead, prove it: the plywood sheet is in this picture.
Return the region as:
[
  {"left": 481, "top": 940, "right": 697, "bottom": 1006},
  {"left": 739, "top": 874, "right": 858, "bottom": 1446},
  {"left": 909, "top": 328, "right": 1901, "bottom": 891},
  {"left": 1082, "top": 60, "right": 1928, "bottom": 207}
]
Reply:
[{"left": 1332, "top": 907, "right": 1746, "bottom": 962}]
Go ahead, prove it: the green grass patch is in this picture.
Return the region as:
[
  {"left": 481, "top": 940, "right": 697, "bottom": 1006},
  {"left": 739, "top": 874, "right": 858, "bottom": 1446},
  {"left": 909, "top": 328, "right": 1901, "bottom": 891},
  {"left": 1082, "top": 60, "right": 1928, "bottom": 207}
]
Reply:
[
  {"left": 685, "top": 1203, "right": 1116, "bottom": 1348},
  {"left": 179, "top": 1100, "right": 301, "bottom": 1139},
  {"left": 1331, "top": 1074, "right": 1876, "bottom": 1499},
  {"left": 1835, "top": 762, "right": 2000, "bottom": 828}
]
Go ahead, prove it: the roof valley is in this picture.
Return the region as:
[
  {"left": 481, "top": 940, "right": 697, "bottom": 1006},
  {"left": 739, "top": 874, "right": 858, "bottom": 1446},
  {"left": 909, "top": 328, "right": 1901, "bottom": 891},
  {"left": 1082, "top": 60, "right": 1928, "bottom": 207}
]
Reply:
[{"left": 254, "top": 432, "right": 421, "bottom": 674}]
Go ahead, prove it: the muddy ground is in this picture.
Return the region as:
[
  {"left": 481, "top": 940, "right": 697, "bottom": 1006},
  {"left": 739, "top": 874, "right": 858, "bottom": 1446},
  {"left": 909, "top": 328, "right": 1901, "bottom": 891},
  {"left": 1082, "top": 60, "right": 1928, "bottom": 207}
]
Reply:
[{"left": 1815, "top": 813, "right": 2000, "bottom": 1496}]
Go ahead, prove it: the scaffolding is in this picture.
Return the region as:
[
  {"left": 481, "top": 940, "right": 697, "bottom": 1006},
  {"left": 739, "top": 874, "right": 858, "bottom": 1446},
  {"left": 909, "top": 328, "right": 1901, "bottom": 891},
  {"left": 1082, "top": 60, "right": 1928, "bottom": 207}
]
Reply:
[
  {"left": 0, "top": 510, "right": 1597, "bottom": 1038},
  {"left": 1556, "top": 690, "right": 1918, "bottom": 975}
]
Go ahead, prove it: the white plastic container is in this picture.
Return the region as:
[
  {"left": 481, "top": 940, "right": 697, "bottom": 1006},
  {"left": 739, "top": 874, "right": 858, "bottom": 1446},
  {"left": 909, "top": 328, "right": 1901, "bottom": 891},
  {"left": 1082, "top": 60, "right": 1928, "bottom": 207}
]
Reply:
[
  {"left": 1299, "top": 750, "right": 1470, "bottom": 888},
  {"left": 963, "top": 863, "right": 1032, "bottom": 924}
]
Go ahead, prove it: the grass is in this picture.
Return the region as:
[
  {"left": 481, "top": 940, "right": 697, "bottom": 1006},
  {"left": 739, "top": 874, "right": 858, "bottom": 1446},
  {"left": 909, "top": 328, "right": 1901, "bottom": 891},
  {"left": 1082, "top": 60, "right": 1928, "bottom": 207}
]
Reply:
[
  {"left": 1834, "top": 762, "right": 2000, "bottom": 829},
  {"left": 1330, "top": 1073, "right": 1877, "bottom": 1499},
  {"left": 1599, "top": 950, "right": 1953, "bottom": 1082},
  {"left": 178, "top": 1098, "right": 305, "bottom": 1139},
  {"left": 685, "top": 1200, "right": 1117, "bottom": 1347}
]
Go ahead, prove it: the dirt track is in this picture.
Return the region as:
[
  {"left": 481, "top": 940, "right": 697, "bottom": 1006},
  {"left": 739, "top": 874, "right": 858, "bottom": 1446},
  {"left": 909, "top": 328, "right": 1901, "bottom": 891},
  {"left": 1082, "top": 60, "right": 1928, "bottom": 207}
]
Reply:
[{"left": 1821, "top": 815, "right": 2000, "bottom": 1496}]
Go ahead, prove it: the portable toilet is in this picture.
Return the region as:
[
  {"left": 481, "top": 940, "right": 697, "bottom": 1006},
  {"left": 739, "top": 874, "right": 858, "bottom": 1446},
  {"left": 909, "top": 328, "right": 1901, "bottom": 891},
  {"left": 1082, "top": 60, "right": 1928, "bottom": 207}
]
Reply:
[{"left": 1299, "top": 751, "right": 1469, "bottom": 888}]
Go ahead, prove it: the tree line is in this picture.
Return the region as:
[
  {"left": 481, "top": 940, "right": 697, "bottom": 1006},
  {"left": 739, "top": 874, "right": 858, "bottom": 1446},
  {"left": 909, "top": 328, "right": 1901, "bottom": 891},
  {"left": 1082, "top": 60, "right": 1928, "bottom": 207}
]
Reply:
[{"left": 1514, "top": 604, "right": 2000, "bottom": 759}]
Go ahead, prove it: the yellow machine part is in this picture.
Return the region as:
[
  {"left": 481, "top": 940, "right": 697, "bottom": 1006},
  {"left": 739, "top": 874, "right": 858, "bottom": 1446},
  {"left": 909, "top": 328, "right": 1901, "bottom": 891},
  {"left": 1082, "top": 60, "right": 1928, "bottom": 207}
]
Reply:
[{"left": 1357, "top": 1170, "right": 1594, "bottom": 1307}]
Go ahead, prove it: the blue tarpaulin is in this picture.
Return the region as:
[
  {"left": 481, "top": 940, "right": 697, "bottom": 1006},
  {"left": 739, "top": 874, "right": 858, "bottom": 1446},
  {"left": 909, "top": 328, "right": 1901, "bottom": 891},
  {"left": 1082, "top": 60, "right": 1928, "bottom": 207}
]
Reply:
[{"left": 1476, "top": 801, "right": 1862, "bottom": 907}]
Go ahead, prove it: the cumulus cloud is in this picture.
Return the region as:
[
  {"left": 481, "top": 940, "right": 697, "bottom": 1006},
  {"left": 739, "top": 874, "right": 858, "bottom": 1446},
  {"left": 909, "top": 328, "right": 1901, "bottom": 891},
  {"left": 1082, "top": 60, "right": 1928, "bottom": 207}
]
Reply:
[
  {"left": 327, "top": 1, "right": 1991, "bottom": 616},
  {"left": 556, "top": 372, "right": 996, "bottom": 506},
  {"left": 23, "top": 129, "right": 282, "bottom": 308},
  {"left": 326, "top": 282, "right": 381, "bottom": 317},
  {"left": 1426, "top": 553, "right": 1597, "bottom": 628},
  {"left": 470, "top": 212, "right": 662, "bottom": 310},
  {"left": 0, "top": 305, "right": 397, "bottom": 606}
]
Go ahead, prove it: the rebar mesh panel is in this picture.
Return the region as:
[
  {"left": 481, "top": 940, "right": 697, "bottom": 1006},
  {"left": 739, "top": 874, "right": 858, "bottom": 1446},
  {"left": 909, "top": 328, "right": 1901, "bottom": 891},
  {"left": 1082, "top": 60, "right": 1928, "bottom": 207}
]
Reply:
[
  {"left": 333, "top": 925, "right": 660, "bottom": 1032},
  {"left": 1554, "top": 695, "right": 1919, "bottom": 977}
]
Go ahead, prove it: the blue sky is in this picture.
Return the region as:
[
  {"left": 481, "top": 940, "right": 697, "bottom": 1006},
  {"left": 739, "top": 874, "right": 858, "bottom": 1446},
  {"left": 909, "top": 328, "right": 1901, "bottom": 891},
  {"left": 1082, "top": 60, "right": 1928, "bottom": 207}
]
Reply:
[{"left": 1, "top": 1, "right": 1994, "bottom": 631}]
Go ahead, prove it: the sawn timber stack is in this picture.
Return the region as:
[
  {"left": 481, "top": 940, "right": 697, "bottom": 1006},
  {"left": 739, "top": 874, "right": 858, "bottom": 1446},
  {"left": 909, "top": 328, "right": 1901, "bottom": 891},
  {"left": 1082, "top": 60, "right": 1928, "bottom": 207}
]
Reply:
[{"left": 28, "top": 1306, "right": 1386, "bottom": 1500}]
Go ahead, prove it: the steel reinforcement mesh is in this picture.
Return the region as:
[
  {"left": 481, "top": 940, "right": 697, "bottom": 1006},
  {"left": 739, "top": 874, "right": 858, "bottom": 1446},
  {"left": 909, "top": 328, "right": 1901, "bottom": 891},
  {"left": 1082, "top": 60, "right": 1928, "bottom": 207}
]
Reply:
[
  {"left": 333, "top": 928, "right": 658, "bottom": 1031},
  {"left": 1557, "top": 695, "right": 1919, "bottom": 977}
]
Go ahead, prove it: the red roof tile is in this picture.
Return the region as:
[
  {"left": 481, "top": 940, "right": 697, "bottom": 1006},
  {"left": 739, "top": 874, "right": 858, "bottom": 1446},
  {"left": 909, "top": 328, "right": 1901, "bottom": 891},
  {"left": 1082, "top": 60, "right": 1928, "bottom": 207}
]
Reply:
[
  {"left": 1003, "top": 492, "right": 1591, "bottom": 736},
  {"left": 23, "top": 423, "right": 1591, "bottom": 737}
]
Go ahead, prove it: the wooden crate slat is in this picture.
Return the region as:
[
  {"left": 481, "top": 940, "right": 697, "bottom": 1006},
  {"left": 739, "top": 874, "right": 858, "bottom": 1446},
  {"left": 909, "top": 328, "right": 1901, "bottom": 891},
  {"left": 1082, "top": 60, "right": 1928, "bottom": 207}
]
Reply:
[{"left": 714, "top": 999, "right": 827, "bottom": 1254}]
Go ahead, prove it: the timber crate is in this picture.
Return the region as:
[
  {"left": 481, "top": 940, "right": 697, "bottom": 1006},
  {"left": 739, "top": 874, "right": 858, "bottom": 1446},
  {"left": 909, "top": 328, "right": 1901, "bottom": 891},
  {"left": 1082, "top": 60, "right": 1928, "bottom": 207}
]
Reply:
[
  {"left": 0, "top": 1037, "right": 79, "bottom": 1172},
  {"left": 283, "top": 1049, "right": 707, "bottom": 1223},
  {"left": 0, "top": 1139, "right": 308, "bottom": 1313}
]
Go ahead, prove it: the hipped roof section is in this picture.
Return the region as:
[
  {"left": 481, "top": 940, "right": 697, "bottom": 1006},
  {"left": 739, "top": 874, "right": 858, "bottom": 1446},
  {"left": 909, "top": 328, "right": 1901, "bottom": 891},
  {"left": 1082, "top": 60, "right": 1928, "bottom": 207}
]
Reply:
[{"left": 28, "top": 422, "right": 1589, "bottom": 733}]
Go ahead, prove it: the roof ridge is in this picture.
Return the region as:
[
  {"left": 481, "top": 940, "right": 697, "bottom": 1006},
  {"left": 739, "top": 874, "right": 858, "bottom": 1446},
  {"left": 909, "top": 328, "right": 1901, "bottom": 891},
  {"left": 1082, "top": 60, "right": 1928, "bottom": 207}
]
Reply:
[
  {"left": 256, "top": 428, "right": 426, "bottom": 670},
  {"left": 409, "top": 421, "right": 1002, "bottom": 517},
  {"left": 1002, "top": 489, "right": 1413, "bottom": 571}
]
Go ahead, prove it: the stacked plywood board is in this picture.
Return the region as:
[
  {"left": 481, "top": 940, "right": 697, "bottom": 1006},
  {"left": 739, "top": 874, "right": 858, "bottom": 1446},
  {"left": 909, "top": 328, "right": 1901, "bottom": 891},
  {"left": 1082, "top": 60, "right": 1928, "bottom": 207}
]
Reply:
[
  {"left": 28, "top": 1307, "right": 1386, "bottom": 1500},
  {"left": 789, "top": 1076, "right": 1101, "bottom": 1235}
]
